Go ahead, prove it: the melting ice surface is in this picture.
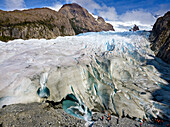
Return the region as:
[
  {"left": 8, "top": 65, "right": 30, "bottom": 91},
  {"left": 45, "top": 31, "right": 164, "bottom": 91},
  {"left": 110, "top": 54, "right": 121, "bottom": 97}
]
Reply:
[
  {"left": 37, "top": 72, "right": 50, "bottom": 98},
  {"left": 62, "top": 93, "right": 92, "bottom": 121},
  {"left": 0, "top": 31, "right": 170, "bottom": 122}
]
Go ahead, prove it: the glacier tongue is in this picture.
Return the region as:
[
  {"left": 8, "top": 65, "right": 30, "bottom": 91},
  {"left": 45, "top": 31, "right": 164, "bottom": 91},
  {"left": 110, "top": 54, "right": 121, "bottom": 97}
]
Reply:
[{"left": 0, "top": 31, "right": 170, "bottom": 121}]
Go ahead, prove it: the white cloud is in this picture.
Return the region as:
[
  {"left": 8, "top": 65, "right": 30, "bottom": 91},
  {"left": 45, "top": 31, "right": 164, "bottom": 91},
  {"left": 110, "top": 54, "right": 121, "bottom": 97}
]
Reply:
[
  {"left": 5, "top": 0, "right": 25, "bottom": 10},
  {"left": 97, "top": 5, "right": 117, "bottom": 21},
  {"left": 49, "top": 2, "right": 63, "bottom": 12},
  {"left": 65, "top": 0, "right": 101, "bottom": 12},
  {"left": 107, "top": 20, "right": 153, "bottom": 32},
  {"left": 120, "top": 9, "right": 156, "bottom": 25}
]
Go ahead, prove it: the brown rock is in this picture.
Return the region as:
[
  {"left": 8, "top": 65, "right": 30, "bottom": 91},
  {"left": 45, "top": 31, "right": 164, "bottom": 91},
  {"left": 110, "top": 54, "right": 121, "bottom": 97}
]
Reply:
[
  {"left": 58, "top": 3, "right": 114, "bottom": 34},
  {"left": 0, "top": 8, "right": 75, "bottom": 41},
  {"left": 0, "top": 3, "right": 114, "bottom": 42},
  {"left": 149, "top": 11, "right": 170, "bottom": 64},
  {"left": 97, "top": 16, "right": 114, "bottom": 31},
  {"left": 132, "top": 24, "right": 139, "bottom": 31}
]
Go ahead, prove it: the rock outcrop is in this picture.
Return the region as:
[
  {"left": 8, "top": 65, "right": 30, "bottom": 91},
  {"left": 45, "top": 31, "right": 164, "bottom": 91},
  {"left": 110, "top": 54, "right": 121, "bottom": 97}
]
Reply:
[
  {"left": 0, "top": 8, "right": 75, "bottom": 41},
  {"left": 0, "top": 3, "right": 114, "bottom": 42},
  {"left": 58, "top": 3, "right": 114, "bottom": 34},
  {"left": 132, "top": 24, "right": 139, "bottom": 31},
  {"left": 149, "top": 11, "right": 170, "bottom": 64}
]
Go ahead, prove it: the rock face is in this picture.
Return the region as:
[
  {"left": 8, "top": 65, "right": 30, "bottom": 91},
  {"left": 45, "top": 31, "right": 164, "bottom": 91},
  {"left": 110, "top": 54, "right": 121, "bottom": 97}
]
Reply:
[
  {"left": 0, "top": 8, "right": 75, "bottom": 41},
  {"left": 149, "top": 11, "right": 170, "bottom": 64},
  {"left": 58, "top": 3, "right": 114, "bottom": 34},
  {"left": 0, "top": 3, "right": 114, "bottom": 42}
]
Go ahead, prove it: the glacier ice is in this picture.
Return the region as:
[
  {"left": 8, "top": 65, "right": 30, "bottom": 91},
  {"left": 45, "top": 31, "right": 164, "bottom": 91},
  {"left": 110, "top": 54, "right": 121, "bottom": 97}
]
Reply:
[
  {"left": 62, "top": 93, "right": 92, "bottom": 121},
  {"left": 0, "top": 31, "right": 170, "bottom": 121},
  {"left": 37, "top": 72, "right": 50, "bottom": 99}
]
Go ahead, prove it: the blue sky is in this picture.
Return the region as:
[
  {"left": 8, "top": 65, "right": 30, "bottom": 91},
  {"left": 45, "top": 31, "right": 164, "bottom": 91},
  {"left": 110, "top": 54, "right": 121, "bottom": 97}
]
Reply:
[{"left": 0, "top": 0, "right": 170, "bottom": 24}]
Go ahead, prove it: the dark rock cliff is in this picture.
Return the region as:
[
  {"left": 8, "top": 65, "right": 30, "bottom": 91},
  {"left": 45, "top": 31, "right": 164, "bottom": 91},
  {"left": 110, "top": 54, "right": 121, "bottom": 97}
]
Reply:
[
  {"left": 0, "top": 3, "right": 114, "bottom": 42},
  {"left": 149, "top": 11, "right": 170, "bottom": 64}
]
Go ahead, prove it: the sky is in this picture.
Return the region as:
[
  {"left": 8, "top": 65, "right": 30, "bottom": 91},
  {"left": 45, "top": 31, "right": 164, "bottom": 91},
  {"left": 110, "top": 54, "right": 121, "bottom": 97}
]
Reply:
[{"left": 0, "top": 0, "right": 170, "bottom": 25}]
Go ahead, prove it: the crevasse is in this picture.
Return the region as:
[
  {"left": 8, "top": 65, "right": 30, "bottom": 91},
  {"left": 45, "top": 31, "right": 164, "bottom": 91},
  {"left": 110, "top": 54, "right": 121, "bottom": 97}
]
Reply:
[{"left": 0, "top": 31, "right": 169, "bottom": 121}]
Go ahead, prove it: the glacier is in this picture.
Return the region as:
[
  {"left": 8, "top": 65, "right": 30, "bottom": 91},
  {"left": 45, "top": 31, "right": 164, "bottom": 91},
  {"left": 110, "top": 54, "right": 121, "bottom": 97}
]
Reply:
[{"left": 0, "top": 31, "right": 170, "bottom": 122}]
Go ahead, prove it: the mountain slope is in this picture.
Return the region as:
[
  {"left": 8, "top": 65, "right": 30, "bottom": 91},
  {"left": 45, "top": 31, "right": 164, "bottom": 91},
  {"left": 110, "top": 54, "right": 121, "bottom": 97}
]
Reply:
[
  {"left": 0, "top": 8, "right": 75, "bottom": 41},
  {"left": 149, "top": 11, "right": 170, "bottom": 64},
  {"left": 58, "top": 3, "right": 114, "bottom": 34},
  {"left": 0, "top": 3, "right": 114, "bottom": 42}
]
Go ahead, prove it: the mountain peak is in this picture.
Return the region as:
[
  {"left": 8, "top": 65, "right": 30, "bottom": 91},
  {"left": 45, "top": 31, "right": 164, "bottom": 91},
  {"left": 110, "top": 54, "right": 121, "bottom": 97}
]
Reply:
[
  {"left": 58, "top": 3, "right": 114, "bottom": 34},
  {"left": 61, "top": 3, "right": 82, "bottom": 9}
]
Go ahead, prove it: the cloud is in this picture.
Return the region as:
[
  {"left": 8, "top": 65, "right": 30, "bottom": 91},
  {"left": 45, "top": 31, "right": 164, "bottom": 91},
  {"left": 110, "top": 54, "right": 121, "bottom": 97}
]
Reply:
[
  {"left": 65, "top": 0, "right": 101, "bottom": 12},
  {"left": 49, "top": 2, "right": 63, "bottom": 11},
  {"left": 120, "top": 9, "right": 155, "bottom": 24},
  {"left": 5, "top": 0, "right": 25, "bottom": 10},
  {"left": 97, "top": 5, "right": 117, "bottom": 21}
]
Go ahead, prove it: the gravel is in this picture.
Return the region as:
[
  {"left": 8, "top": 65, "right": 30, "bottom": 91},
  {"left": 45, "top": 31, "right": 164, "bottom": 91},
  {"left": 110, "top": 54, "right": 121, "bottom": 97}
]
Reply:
[{"left": 0, "top": 102, "right": 169, "bottom": 127}]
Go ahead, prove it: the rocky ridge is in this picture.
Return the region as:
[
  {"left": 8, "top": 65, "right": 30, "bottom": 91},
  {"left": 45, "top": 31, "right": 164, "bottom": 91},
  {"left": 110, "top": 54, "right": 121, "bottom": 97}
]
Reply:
[
  {"left": 149, "top": 11, "right": 170, "bottom": 64},
  {"left": 0, "top": 8, "right": 75, "bottom": 41},
  {"left": 0, "top": 3, "right": 114, "bottom": 42},
  {"left": 58, "top": 3, "right": 114, "bottom": 34}
]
